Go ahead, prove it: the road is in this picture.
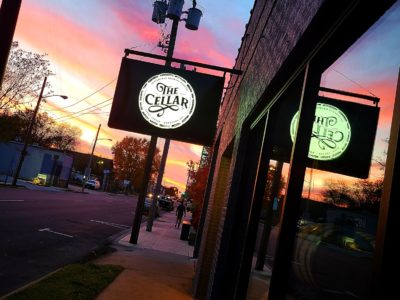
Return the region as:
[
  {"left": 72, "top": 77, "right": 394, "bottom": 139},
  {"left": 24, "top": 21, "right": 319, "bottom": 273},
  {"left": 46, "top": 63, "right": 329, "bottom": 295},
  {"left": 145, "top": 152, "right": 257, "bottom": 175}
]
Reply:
[{"left": 0, "top": 186, "right": 137, "bottom": 296}]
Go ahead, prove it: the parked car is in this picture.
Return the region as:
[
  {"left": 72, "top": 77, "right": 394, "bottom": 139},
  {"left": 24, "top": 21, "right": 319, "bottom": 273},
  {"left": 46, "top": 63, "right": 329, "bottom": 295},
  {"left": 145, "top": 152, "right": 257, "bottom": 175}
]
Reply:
[
  {"left": 158, "top": 196, "right": 174, "bottom": 211},
  {"left": 290, "top": 222, "right": 375, "bottom": 299},
  {"left": 144, "top": 197, "right": 160, "bottom": 217},
  {"left": 70, "top": 171, "right": 84, "bottom": 184},
  {"left": 85, "top": 179, "right": 101, "bottom": 190}
]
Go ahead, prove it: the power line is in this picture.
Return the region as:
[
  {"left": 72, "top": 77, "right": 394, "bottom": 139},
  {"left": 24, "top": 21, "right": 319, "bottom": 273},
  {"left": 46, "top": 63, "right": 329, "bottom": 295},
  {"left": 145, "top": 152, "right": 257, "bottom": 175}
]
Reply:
[
  {"left": 42, "top": 78, "right": 116, "bottom": 112},
  {"left": 56, "top": 102, "right": 112, "bottom": 122},
  {"left": 331, "top": 68, "right": 378, "bottom": 97},
  {"left": 59, "top": 106, "right": 112, "bottom": 122},
  {"left": 55, "top": 97, "right": 113, "bottom": 121},
  {"left": 55, "top": 98, "right": 112, "bottom": 121}
]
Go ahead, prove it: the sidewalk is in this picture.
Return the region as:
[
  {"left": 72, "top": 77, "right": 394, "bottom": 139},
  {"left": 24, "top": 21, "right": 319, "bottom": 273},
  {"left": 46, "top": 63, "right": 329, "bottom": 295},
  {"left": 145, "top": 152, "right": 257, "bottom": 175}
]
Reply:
[{"left": 94, "top": 210, "right": 196, "bottom": 300}]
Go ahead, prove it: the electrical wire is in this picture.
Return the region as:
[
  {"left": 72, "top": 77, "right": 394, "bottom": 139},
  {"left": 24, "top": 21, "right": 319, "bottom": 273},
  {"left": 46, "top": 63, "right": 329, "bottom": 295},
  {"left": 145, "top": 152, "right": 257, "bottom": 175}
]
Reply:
[
  {"left": 58, "top": 104, "right": 112, "bottom": 122},
  {"left": 332, "top": 68, "right": 378, "bottom": 97},
  {"left": 54, "top": 97, "right": 113, "bottom": 121},
  {"left": 42, "top": 78, "right": 116, "bottom": 112}
]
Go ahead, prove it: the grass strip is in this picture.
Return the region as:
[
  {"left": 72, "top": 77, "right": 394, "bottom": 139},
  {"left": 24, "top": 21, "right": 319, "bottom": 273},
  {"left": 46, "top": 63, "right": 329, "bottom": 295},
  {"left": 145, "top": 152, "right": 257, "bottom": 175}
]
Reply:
[{"left": 5, "top": 263, "right": 123, "bottom": 300}]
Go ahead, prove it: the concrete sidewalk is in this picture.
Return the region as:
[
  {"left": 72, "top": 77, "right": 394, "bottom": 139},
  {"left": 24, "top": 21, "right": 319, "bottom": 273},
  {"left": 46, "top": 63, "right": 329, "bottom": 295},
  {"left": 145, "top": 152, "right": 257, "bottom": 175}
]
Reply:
[{"left": 94, "top": 210, "right": 196, "bottom": 300}]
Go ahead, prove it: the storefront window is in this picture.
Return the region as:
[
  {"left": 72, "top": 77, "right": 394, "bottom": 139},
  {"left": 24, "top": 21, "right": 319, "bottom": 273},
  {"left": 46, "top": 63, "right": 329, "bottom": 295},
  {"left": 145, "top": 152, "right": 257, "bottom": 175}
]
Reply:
[
  {"left": 246, "top": 74, "right": 305, "bottom": 299},
  {"left": 287, "top": 2, "right": 400, "bottom": 299}
]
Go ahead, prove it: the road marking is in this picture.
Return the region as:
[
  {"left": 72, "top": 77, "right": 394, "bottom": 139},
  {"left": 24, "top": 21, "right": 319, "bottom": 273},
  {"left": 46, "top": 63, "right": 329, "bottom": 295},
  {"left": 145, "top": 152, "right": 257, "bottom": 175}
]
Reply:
[
  {"left": 38, "top": 228, "right": 74, "bottom": 238},
  {"left": 0, "top": 200, "right": 25, "bottom": 202},
  {"left": 90, "top": 219, "right": 130, "bottom": 229}
]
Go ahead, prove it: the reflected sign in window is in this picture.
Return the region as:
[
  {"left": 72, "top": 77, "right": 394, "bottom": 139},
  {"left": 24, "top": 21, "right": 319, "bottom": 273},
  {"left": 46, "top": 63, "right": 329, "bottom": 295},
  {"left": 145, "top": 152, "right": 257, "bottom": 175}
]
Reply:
[
  {"left": 271, "top": 96, "right": 379, "bottom": 178},
  {"left": 290, "top": 102, "right": 352, "bottom": 161}
]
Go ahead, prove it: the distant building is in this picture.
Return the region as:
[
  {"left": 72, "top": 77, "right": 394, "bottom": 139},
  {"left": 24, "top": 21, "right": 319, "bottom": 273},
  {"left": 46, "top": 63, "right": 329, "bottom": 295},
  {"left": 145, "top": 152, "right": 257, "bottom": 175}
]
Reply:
[
  {"left": 65, "top": 150, "right": 113, "bottom": 178},
  {"left": 65, "top": 150, "right": 113, "bottom": 190},
  {"left": 0, "top": 141, "right": 73, "bottom": 187}
]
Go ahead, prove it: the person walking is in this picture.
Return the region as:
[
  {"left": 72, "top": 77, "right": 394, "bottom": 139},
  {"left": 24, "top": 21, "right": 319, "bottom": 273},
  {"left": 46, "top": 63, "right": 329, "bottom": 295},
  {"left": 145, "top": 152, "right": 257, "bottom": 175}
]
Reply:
[{"left": 175, "top": 201, "right": 186, "bottom": 229}]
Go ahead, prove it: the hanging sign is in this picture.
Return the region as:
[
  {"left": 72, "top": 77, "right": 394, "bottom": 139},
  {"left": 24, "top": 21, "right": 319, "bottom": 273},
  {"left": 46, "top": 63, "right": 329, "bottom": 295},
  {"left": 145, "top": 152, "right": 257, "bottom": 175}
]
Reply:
[
  {"left": 108, "top": 58, "right": 224, "bottom": 146},
  {"left": 138, "top": 73, "right": 196, "bottom": 129}
]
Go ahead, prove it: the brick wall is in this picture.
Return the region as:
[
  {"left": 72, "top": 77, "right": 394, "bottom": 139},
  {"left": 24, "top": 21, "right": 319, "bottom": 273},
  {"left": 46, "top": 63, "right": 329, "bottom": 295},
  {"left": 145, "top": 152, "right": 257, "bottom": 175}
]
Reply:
[{"left": 194, "top": 0, "right": 326, "bottom": 298}]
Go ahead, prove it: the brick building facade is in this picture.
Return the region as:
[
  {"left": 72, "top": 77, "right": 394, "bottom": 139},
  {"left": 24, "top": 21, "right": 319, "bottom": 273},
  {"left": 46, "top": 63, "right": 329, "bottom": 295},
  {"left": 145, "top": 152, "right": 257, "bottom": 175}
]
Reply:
[{"left": 193, "top": 1, "right": 399, "bottom": 299}]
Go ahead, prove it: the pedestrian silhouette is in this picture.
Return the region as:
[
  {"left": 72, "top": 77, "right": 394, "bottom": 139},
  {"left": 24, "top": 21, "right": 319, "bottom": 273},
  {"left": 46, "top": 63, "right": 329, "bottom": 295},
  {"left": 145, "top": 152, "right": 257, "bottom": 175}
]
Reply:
[{"left": 175, "top": 201, "right": 186, "bottom": 229}]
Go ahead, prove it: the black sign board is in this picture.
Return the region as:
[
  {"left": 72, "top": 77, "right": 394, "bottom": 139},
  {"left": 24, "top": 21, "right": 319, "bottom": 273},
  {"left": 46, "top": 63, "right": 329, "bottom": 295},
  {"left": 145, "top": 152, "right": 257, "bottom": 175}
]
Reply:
[
  {"left": 108, "top": 58, "right": 225, "bottom": 146},
  {"left": 271, "top": 96, "right": 379, "bottom": 178}
]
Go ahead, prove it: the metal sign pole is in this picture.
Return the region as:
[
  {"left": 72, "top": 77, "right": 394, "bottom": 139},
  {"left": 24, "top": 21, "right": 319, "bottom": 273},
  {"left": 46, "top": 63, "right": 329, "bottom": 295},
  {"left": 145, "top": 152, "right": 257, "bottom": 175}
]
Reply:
[{"left": 130, "top": 136, "right": 158, "bottom": 243}]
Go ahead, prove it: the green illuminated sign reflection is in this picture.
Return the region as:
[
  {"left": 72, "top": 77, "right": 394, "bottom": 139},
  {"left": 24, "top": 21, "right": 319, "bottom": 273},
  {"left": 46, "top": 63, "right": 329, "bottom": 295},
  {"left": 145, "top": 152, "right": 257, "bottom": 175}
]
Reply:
[{"left": 290, "top": 103, "right": 351, "bottom": 161}]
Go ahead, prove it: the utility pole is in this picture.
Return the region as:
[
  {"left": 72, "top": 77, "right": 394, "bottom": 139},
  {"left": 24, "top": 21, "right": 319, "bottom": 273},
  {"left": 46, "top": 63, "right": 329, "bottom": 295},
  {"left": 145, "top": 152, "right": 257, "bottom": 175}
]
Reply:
[
  {"left": 81, "top": 124, "right": 101, "bottom": 192},
  {"left": 12, "top": 77, "right": 47, "bottom": 186},
  {"left": 146, "top": 17, "right": 179, "bottom": 232},
  {"left": 0, "top": 0, "right": 22, "bottom": 88},
  {"left": 131, "top": 0, "right": 203, "bottom": 241}
]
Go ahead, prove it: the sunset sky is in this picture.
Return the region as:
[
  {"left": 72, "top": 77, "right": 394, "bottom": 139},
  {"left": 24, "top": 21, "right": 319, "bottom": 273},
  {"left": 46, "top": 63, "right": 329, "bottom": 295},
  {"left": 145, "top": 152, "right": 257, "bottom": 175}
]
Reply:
[
  {"left": 12, "top": 0, "right": 253, "bottom": 191},
  {"left": 11, "top": 1, "right": 400, "bottom": 194},
  {"left": 316, "top": 2, "right": 400, "bottom": 193}
]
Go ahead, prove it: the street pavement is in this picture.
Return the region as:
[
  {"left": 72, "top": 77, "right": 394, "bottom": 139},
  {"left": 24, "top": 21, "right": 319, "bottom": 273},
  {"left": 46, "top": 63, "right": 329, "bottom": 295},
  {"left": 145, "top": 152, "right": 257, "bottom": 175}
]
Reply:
[
  {"left": 0, "top": 183, "right": 137, "bottom": 297},
  {"left": 0, "top": 179, "right": 196, "bottom": 299}
]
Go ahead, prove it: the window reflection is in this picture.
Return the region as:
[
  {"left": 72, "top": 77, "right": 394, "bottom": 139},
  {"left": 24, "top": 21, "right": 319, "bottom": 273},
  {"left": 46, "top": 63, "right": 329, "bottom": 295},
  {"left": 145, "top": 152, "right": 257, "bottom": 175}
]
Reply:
[
  {"left": 289, "top": 184, "right": 378, "bottom": 299},
  {"left": 247, "top": 161, "right": 288, "bottom": 300},
  {"left": 287, "top": 2, "right": 399, "bottom": 299}
]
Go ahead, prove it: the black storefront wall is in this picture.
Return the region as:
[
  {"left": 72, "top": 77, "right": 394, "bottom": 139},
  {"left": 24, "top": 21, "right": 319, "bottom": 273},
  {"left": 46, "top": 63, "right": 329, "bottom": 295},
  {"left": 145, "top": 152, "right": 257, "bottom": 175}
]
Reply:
[{"left": 108, "top": 58, "right": 225, "bottom": 146}]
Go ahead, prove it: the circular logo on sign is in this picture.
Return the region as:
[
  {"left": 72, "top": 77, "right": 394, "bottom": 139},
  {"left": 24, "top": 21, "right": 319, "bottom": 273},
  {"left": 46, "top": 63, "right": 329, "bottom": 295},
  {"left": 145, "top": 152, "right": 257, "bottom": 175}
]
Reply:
[
  {"left": 139, "top": 73, "right": 196, "bottom": 129},
  {"left": 290, "top": 103, "right": 351, "bottom": 161}
]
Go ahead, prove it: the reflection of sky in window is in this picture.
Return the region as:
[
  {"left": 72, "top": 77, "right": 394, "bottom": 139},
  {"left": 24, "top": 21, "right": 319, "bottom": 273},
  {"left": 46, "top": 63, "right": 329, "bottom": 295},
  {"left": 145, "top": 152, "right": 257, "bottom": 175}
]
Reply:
[
  {"left": 320, "top": 2, "right": 400, "bottom": 179},
  {"left": 323, "top": 2, "right": 400, "bottom": 86}
]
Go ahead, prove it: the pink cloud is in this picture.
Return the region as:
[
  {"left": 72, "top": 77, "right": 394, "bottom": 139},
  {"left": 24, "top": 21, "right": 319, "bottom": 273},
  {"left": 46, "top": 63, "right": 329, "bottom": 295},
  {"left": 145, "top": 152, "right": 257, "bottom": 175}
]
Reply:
[
  {"left": 14, "top": 1, "right": 234, "bottom": 191},
  {"left": 16, "top": 3, "right": 125, "bottom": 93},
  {"left": 108, "top": 3, "right": 162, "bottom": 46}
]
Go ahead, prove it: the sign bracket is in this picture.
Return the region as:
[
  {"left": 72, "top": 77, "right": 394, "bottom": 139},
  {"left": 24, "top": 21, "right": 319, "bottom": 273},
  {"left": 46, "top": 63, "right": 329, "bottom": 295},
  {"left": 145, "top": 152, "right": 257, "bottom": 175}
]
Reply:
[
  {"left": 319, "top": 86, "right": 380, "bottom": 107},
  {"left": 124, "top": 49, "right": 242, "bottom": 76}
]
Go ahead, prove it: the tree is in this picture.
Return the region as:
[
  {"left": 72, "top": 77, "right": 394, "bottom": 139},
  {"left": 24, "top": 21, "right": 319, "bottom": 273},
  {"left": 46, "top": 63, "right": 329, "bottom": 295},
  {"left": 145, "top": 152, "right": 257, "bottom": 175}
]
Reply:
[
  {"left": 48, "top": 123, "right": 82, "bottom": 150},
  {"left": 0, "top": 113, "right": 24, "bottom": 141},
  {"left": 1, "top": 42, "right": 53, "bottom": 112},
  {"left": 0, "top": 109, "right": 81, "bottom": 151},
  {"left": 185, "top": 149, "right": 212, "bottom": 230},
  {"left": 352, "top": 179, "right": 383, "bottom": 211},
  {"left": 322, "top": 178, "right": 383, "bottom": 212},
  {"left": 262, "top": 164, "right": 285, "bottom": 206},
  {"left": 165, "top": 186, "right": 178, "bottom": 198},
  {"left": 111, "top": 136, "right": 160, "bottom": 192}
]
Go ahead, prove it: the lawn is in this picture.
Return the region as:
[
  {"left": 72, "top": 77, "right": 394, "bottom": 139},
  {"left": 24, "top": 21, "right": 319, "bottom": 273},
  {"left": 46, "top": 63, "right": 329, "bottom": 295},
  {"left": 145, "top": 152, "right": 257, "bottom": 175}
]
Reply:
[{"left": 5, "top": 263, "right": 123, "bottom": 300}]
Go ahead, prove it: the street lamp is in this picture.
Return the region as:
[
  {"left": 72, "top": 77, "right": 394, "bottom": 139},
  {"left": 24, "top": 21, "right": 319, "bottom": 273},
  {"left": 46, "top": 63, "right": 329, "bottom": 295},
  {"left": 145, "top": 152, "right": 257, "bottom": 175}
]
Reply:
[
  {"left": 81, "top": 123, "right": 112, "bottom": 192},
  {"left": 11, "top": 76, "right": 68, "bottom": 186}
]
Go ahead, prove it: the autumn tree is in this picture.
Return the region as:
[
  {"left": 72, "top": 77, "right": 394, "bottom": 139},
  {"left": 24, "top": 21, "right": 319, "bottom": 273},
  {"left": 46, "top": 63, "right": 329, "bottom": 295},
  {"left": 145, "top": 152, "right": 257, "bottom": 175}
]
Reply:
[
  {"left": 185, "top": 148, "right": 212, "bottom": 230},
  {"left": 262, "top": 163, "right": 286, "bottom": 205},
  {"left": 0, "top": 109, "right": 81, "bottom": 150},
  {"left": 1, "top": 42, "right": 53, "bottom": 112},
  {"left": 112, "top": 136, "right": 160, "bottom": 192}
]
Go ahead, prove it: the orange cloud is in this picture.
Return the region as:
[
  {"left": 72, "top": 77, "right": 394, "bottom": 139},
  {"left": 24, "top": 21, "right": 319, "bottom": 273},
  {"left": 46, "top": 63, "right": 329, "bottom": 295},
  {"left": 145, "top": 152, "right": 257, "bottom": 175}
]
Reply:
[{"left": 13, "top": 1, "right": 241, "bottom": 191}]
